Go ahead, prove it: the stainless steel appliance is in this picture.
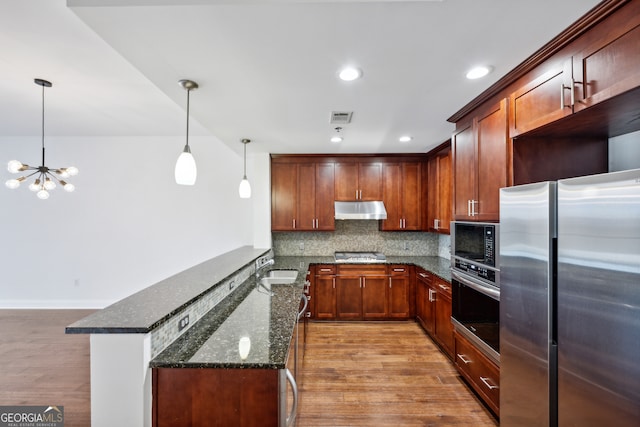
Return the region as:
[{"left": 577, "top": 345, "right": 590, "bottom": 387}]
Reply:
[
  {"left": 450, "top": 221, "right": 500, "bottom": 365},
  {"left": 334, "top": 251, "right": 386, "bottom": 263},
  {"left": 499, "top": 169, "right": 640, "bottom": 427}
]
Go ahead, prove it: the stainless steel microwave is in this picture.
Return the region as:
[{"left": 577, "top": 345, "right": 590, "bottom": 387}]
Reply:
[{"left": 451, "top": 221, "right": 499, "bottom": 269}]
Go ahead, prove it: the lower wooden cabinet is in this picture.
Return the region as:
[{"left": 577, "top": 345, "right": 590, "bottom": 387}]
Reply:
[
  {"left": 454, "top": 331, "right": 500, "bottom": 416},
  {"left": 415, "top": 268, "right": 454, "bottom": 359},
  {"left": 311, "top": 264, "right": 411, "bottom": 321}
]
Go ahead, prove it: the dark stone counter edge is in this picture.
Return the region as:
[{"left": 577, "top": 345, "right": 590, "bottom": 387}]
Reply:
[{"left": 65, "top": 246, "right": 271, "bottom": 334}]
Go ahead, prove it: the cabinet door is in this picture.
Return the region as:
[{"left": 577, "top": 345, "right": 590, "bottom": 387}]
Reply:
[
  {"left": 416, "top": 275, "right": 427, "bottom": 328},
  {"left": 315, "top": 163, "right": 335, "bottom": 230},
  {"left": 509, "top": 59, "right": 573, "bottom": 137},
  {"left": 271, "top": 162, "right": 297, "bottom": 231},
  {"left": 362, "top": 276, "right": 388, "bottom": 319},
  {"left": 297, "top": 163, "right": 316, "bottom": 230},
  {"left": 359, "top": 163, "right": 383, "bottom": 201},
  {"left": 336, "top": 276, "right": 362, "bottom": 320},
  {"left": 314, "top": 275, "right": 336, "bottom": 320},
  {"left": 452, "top": 123, "right": 476, "bottom": 220},
  {"left": 426, "top": 156, "right": 439, "bottom": 232},
  {"left": 381, "top": 163, "right": 402, "bottom": 231},
  {"left": 388, "top": 275, "right": 410, "bottom": 319},
  {"left": 436, "top": 152, "right": 452, "bottom": 234},
  {"left": 573, "top": 16, "right": 640, "bottom": 112},
  {"left": 475, "top": 98, "right": 508, "bottom": 222},
  {"left": 434, "top": 280, "right": 454, "bottom": 358},
  {"left": 401, "top": 162, "right": 422, "bottom": 230},
  {"left": 334, "top": 162, "right": 358, "bottom": 201}
]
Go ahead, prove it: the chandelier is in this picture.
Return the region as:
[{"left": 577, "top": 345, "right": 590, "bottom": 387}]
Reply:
[{"left": 5, "top": 78, "right": 78, "bottom": 199}]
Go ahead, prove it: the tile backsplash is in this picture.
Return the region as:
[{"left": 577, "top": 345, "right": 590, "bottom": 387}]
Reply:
[{"left": 273, "top": 220, "right": 449, "bottom": 258}]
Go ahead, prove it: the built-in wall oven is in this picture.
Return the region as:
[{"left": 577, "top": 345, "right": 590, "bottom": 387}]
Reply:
[{"left": 451, "top": 221, "right": 500, "bottom": 365}]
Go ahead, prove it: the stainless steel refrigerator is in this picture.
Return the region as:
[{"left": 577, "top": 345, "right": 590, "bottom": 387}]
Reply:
[{"left": 499, "top": 169, "right": 640, "bottom": 427}]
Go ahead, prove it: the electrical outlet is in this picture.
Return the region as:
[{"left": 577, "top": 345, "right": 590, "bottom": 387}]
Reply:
[
  {"left": 299, "top": 242, "right": 304, "bottom": 251},
  {"left": 404, "top": 241, "right": 410, "bottom": 251},
  {"left": 229, "top": 279, "right": 236, "bottom": 291},
  {"left": 178, "top": 314, "right": 190, "bottom": 331}
]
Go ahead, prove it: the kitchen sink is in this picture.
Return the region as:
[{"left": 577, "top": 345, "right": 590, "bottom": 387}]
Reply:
[{"left": 260, "top": 270, "right": 298, "bottom": 284}]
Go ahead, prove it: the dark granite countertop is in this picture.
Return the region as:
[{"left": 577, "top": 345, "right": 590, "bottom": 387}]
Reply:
[
  {"left": 66, "top": 246, "right": 271, "bottom": 334},
  {"left": 150, "top": 255, "right": 451, "bottom": 369}
]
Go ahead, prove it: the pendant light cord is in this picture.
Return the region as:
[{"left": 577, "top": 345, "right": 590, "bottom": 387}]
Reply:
[
  {"left": 185, "top": 88, "right": 190, "bottom": 148},
  {"left": 243, "top": 140, "right": 247, "bottom": 178}
]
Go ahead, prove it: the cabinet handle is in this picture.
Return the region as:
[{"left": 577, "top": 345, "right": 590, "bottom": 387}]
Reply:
[
  {"left": 467, "top": 199, "right": 472, "bottom": 217},
  {"left": 438, "top": 284, "right": 449, "bottom": 292},
  {"left": 400, "top": 219, "right": 403, "bottom": 228},
  {"left": 470, "top": 200, "right": 477, "bottom": 217},
  {"left": 355, "top": 190, "right": 359, "bottom": 199},
  {"left": 457, "top": 353, "right": 472, "bottom": 365},
  {"left": 428, "top": 289, "right": 436, "bottom": 302},
  {"left": 434, "top": 219, "right": 439, "bottom": 230},
  {"left": 480, "top": 376, "right": 499, "bottom": 390},
  {"left": 389, "top": 278, "right": 392, "bottom": 288},
  {"left": 418, "top": 272, "right": 429, "bottom": 278},
  {"left": 359, "top": 190, "right": 362, "bottom": 199},
  {"left": 393, "top": 268, "right": 405, "bottom": 272},
  {"left": 293, "top": 219, "right": 296, "bottom": 229},
  {"left": 561, "top": 82, "right": 570, "bottom": 109},
  {"left": 320, "top": 268, "right": 331, "bottom": 272},
  {"left": 332, "top": 278, "right": 335, "bottom": 289}
]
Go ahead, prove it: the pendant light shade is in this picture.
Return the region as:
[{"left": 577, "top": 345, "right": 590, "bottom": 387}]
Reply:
[
  {"left": 175, "top": 79, "right": 198, "bottom": 186},
  {"left": 238, "top": 139, "right": 251, "bottom": 199},
  {"left": 5, "top": 78, "right": 78, "bottom": 199}
]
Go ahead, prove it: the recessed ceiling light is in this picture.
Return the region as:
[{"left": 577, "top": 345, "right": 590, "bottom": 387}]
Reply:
[
  {"left": 466, "top": 65, "right": 493, "bottom": 80},
  {"left": 338, "top": 67, "right": 362, "bottom": 81},
  {"left": 330, "top": 136, "right": 343, "bottom": 143},
  {"left": 399, "top": 135, "right": 413, "bottom": 143}
]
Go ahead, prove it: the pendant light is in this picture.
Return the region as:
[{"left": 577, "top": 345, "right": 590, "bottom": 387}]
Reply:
[
  {"left": 238, "top": 138, "right": 251, "bottom": 199},
  {"left": 5, "top": 78, "right": 78, "bottom": 199},
  {"left": 174, "top": 79, "right": 198, "bottom": 186}
]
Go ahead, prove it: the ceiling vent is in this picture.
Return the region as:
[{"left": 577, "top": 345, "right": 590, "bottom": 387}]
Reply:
[{"left": 330, "top": 111, "right": 353, "bottom": 124}]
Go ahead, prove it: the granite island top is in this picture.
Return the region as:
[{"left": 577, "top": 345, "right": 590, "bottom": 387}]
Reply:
[
  {"left": 151, "top": 255, "right": 451, "bottom": 369},
  {"left": 66, "top": 246, "right": 271, "bottom": 334}
]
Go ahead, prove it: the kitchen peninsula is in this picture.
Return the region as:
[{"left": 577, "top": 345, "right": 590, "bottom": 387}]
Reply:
[{"left": 66, "top": 246, "right": 452, "bottom": 427}]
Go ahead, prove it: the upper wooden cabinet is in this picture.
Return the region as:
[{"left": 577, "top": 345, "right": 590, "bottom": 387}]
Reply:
[
  {"left": 452, "top": 98, "right": 509, "bottom": 222},
  {"left": 426, "top": 145, "right": 451, "bottom": 234},
  {"left": 335, "top": 161, "right": 383, "bottom": 201},
  {"left": 271, "top": 160, "right": 335, "bottom": 231},
  {"left": 380, "top": 162, "right": 422, "bottom": 231}
]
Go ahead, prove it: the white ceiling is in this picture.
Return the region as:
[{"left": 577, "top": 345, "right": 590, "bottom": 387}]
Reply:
[{"left": 1, "top": 0, "right": 601, "bottom": 156}]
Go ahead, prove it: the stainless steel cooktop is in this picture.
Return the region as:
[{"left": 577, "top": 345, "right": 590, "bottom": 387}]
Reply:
[{"left": 334, "top": 251, "right": 386, "bottom": 263}]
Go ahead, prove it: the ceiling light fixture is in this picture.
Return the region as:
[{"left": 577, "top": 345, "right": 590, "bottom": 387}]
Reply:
[
  {"left": 338, "top": 66, "right": 362, "bottom": 82},
  {"left": 331, "top": 127, "right": 343, "bottom": 143},
  {"left": 399, "top": 135, "right": 413, "bottom": 143},
  {"left": 238, "top": 139, "right": 251, "bottom": 199},
  {"left": 5, "top": 78, "right": 78, "bottom": 200},
  {"left": 466, "top": 65, "right": 493, "bottom": 80},
  {"left": 174, "top": 79, "right": 198, "bottom": 186}
]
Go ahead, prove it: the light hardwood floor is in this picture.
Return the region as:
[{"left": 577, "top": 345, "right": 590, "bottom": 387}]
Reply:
[
  {"left": 297, "top": 321, "right": 499, "bottom": 427},
  {"left": 0, "top": 311, "right": 498, "bottom": 427}
]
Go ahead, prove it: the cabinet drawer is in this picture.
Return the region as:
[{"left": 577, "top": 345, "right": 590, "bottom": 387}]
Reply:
[
  {"left": 389, "top": 265, "right": 409, "bottom": 276},
  {"left": 454, "top": 332, "right": 500, "bottom": 415},
  {"left": 337, "top": 264, "right": 386, "bottom": 276},
  {"left": 315, "top": 265, "right": 336, "bottom": 275},
  {"left": 433, "top": 277, "right": 451, "bottom": 297}
]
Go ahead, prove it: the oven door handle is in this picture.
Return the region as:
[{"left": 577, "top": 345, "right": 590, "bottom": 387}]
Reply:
[{"left": 451, "top": 270, "right": 500, "bottom": 301}]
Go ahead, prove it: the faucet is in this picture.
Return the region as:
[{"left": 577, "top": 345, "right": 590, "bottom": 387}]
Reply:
[{"left": 255, "top": 257, "right": 275, "bottom": 280}]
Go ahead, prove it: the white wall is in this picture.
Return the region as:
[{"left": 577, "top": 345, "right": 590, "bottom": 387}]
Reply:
[{"left": 0, "top": 135, "right": 255, "bottom": 308}]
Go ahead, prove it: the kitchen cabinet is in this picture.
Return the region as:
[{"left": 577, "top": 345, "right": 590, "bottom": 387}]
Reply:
[
  {"left": 415, "top": 268, "right": 435, "bottom": 335},
  {"left": 415, "top": 268, "right": 453, "bottom": 359},
  {"left": 388, "top": 265, "right": 412, "bottom": 319},
  {"left": 433, "top": 277, "right": 454, "bottom": 358},
  {"left": 426, "top": 145, "right": 451, "bottom": 234},
  {"left": 271, "top": 160, "right": 335, "bottom": 231},
  {"left": 380, "top": 162, "right": 422, "bottom": 231},
  {"left": 454, "top": 331, "right": 500, "bottom": 416},
  {"left": 452, "top": 98, "right": 508, "bottom": 222},
  {"left": 313, "top": 265, "right": 337, "bottom": 320},
  {"left": 335, "top": 161, "right": 383, "bottom": 201},
  {"left": 336, "top": 265, "right": 387, "bottom": 320},
  {"left": 510, "top": 1, "right": 640, "bottom": 137}
]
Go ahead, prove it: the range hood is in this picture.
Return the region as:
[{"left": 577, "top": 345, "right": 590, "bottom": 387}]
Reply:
[{"left": 334, "top": 201, "right": 387, "bottom": 220}]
